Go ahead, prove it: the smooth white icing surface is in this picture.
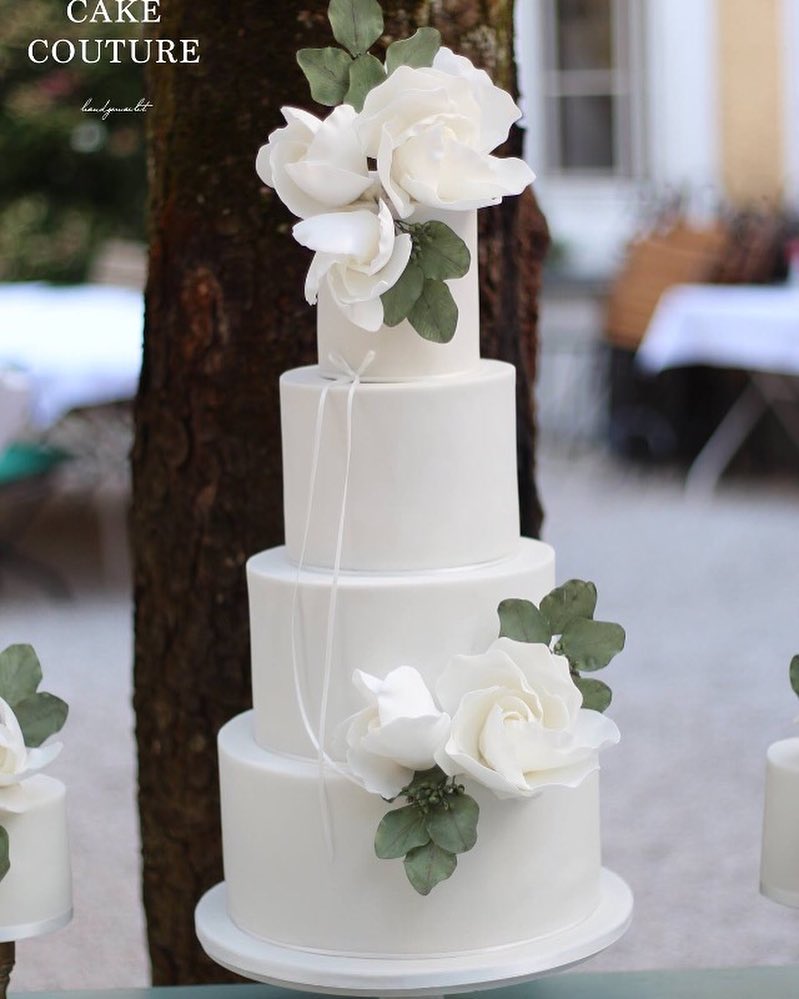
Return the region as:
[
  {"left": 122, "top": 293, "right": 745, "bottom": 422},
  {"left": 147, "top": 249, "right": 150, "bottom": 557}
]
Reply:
[
  {"left": 249, "top": 539, "right": 556, "bottom": 757},
  {"left": 317, "top": 209, "right": 479, "bottom": 381},
  {"left": 0, "top": 775, "right": 71, "bottom": 938},
  {"left": 219, "top": 712, "right": 601, "bottom": 957},
  {"left": 281, "top": 360, "right": 519, "bottom": 572}
]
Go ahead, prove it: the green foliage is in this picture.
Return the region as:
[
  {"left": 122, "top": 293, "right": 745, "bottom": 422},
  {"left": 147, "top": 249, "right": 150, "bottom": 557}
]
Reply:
[
  {"left": 0, "top": 1, "right": 146, "bottom": 282},
  {"left": 386, "top": 28, "right": 441, "bottom": 74},
  {"left": 0, "top": 644, "right": 68, "bottom": 747},
  {"left": 328, "top": 0, "right": 385, "bottom": 57},
  {"left": 573, "top": 676, "right": 613, "bottom": 713},
  {"left": 0, "top": 827, "right": 8, "bottom": 885},
  {"left": 345, "top": 54, "right": 386, "bottom": 112},
  {"left": 407, "top": 279, "right": 458, "bottom": 343},
  {"left": 414, "top": 221, "right": 471, "bottom": 281},
  {"left": 791, "top": 655, "right": 799, "bottom": 699},
  {"left": 404, "top": 841, "right": 457, "bottom": 896},
  {"left": 382, "top": 260, "right": 424, "bottom": 326},
  {"left": 540, "top": 580, "right": 597, "bottom": 634},
  {"left": 498, "top": 598, "right": 552, "bottom": 644},
  {"left": 374, "top": 766, "right": 479, "bottom": 895},
  {"left": 495, "top": 581, "right": 625, "bottom": 713},
  {"left": 297, "top": 48, "right": 353, "bottom": 107},
  {"left": 555, "top": 620, "right": 626, "bottom": 672},
  {"left": 375, "top": 805, "right": 429, "bottom": 859}
]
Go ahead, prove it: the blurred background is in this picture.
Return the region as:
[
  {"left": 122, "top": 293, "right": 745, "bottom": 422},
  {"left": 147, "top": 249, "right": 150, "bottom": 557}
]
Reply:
[{"left": 2, "top": 0, "right": 799, "bottom": 989}]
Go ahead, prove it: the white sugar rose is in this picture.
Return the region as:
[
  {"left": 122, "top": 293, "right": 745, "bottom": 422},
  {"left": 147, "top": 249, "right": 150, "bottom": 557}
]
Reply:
[
  {"left": 0, "top": 696, "right": 61, "bottom": 788},
  {"left": 339, "top": 666, "right": 450, "bottom": 799},
  {"left": 293, "top": 200, "right": 412, "bottom": 332},
  {"left": 435, "top": 638, "right": 619, "bottom": 799},
  {"left": 357, "top": 49, "right": 535, "bottom": 218},
  {"left": 256, "top": 104, "right": 373, "bottom": 220}
]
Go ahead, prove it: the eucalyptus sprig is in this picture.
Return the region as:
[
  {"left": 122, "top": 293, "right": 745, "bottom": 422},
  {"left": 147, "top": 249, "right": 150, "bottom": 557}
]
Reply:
[
  {"left": 298, "top": 0, "right": 442, "bottom": 111},
  {"left": 382, "top": 221, "right": 471, "bottom": 343},
  {"left": 0, "top": 644, "right": 69, "bottom": 747},
  {"left": 790, "top": 655, "right": 799, "bottom": 699},
  {"left": 498, "top": 581, "right": 625, "bottom": 713},
  {"left": 375, "top": 766, "right": 479, "bottom": 895},
  {"left": 0, "top": 644, "right": 69, "bottom": 887}
]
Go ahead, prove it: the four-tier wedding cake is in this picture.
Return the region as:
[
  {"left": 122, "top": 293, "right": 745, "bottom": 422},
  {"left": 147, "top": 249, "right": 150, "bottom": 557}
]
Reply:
[{"left": 204, "top": 0, "right": 625, "bottom": 965}]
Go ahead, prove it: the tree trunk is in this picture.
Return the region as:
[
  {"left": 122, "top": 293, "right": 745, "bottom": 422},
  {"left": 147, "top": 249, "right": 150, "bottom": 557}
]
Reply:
[{"left": 132, "top": 0, "right": 548, "bottom": 984}]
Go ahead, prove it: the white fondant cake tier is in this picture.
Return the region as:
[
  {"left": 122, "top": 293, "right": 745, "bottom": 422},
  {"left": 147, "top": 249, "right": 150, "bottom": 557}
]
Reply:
[
  {"left": 219, "top": 712, "right": 602, "bottom": 958},
  {"left": 249, "top": 538, "right": 555, "bottom": 756},
  {"left": 0, "top": 775, "right": 72, "bottom": 940},
  {"left": 317, "top": 209, "right": 479, "bottom": 381},
  {"left": 281, "top": 360, "right": 519, "bottom": 572}
]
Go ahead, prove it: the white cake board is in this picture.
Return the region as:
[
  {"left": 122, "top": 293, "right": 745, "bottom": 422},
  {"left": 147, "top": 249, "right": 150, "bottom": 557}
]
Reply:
[{"left": 196, "top": 869, "right": 632, "bottom": 997}]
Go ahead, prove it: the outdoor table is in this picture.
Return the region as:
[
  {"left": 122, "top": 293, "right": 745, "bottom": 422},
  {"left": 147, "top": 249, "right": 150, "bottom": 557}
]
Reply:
[
  {"left": 0, "top": 283, "right": 143, "bottom": 429},
  {"left": 23, "top": 967, "right": 799, "bottom": 999},
  {"left": 636, "top": 283, "right": 799, "bottom": 492}
]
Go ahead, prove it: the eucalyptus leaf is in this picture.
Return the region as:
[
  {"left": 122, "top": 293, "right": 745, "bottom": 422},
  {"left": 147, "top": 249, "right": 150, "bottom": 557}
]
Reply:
[
  {"left": 557, "top": 619, "right": 626, "bottom": 672},
  {"left": 345, "top": 53, "right": 386, "bottom": 111},
  {"left": 497, "top": 599, "right": 552, "bottom": 645},
  {"left": 0, "top": 827, "right": 8, "bottom": 885},
  {"left": 404, "top": 841, "right": 457, "bottom": 895},
  {"left": 407, "top": 279, "right": 458, "bottom": 343},
  {"left": 328, "top": 0, "right": 384, "bottom": 57},
  {"left": 791, "top": 655, "right": 799, "bottom": 698},
  {"left": 297, "top": 47, "right": 353, "bottom": 106},
  {"left": 415, "top": 222, "right": 471, "bottom": 281},
  {"left": 375, "top": 805, "right": 430, "bottom": 859},
  {"left": 386, "top": 27, "right": 442, "bottom": 73},
  {"left": 426, "top": 794, "right": 479, "bottom": 854},
  {"left": 540, "top": 580, "right": 598, "bottom": 635},
  {"left": 13, "top": 692, "right": 68, "bottom": 748},
  {"left": 0, "top": 644, "right": 42, "bottom": 706},
  {"left": 574, "top": 676, "right": 613, "bottom": 713},
  {"left": 382, "top": 260, "right": 424, "bottom": 326}
]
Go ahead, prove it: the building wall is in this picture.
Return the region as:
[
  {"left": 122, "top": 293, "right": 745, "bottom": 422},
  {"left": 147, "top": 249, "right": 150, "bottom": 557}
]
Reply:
[{"left": 717, "top": 0, "right": 785, "bottom": 204}]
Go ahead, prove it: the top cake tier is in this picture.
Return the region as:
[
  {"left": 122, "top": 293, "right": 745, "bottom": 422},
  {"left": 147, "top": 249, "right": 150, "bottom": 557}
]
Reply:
[{"left": 316, "top": 209, "right": 479, "bottom": 381}]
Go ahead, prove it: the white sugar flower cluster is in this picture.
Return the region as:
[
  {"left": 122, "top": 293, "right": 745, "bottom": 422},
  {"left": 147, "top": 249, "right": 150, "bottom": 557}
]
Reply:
[
  {"left": 256, "top": 48, "right": 535, "bottom": 331},
  {"left": 338, "top": 638, "right": 620, "bottom": 801}
]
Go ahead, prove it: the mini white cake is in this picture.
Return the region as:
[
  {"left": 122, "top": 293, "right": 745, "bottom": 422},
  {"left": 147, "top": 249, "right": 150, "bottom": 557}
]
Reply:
[{"left": 0, "top": 776, "right": 72, "bottom": 941}]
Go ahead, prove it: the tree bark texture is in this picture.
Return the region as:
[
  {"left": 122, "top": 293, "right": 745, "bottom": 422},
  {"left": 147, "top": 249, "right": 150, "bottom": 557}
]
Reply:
[{"left": 133, "top": 0, "right": 548, "bottom": 984}]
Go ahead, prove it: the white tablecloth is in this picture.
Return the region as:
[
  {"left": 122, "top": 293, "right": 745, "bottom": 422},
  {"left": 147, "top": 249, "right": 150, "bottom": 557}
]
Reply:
[
  {"left": 637, "top": 284, "right": 799, "bottom": 375},
  {"left": 0, "top": 283, "right": 143, "bottom": 428}
]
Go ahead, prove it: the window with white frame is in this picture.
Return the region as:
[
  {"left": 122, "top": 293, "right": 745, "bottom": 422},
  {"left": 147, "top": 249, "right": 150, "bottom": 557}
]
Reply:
[{"left": 541, "top": 0, "right": 643, "bottom": 176}]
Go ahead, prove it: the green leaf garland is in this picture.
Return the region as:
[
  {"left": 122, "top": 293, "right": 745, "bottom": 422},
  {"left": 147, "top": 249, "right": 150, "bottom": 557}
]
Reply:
[
  {"left": 386, "top": 27, "right": 441, "bottom": 74},
  {"left": 328, "top": 0, "right": 384, "bottom": 57},
  {"left": 297, "top": 47, "right": 353, "bottom": 106}
]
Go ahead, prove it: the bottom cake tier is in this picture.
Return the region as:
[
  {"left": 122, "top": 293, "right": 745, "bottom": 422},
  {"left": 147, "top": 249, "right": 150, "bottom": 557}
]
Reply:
[
  {"left": 219, "top": 712, "right": 603, "bottom": 958},
  {"left": 0, "top": 775, "right": 72, "bottom": 940}
]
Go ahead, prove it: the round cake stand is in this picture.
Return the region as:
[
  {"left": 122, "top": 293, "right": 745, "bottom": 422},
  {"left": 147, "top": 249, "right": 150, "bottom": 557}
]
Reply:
[{"left": 196, "top": 868, "right": 632, "bottom": 997}]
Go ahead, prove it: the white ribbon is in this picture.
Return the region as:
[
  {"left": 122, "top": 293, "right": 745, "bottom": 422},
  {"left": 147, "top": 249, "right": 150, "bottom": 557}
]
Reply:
[{"left": 288, "top": 350, "right": 376, "bottom": 859}]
